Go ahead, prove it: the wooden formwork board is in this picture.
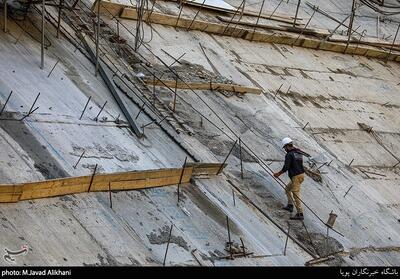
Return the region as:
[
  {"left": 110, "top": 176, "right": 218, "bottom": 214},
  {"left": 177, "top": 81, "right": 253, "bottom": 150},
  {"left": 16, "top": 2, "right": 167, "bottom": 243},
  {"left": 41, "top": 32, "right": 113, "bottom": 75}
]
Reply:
[
  {"left": 0, "top": 163, "right": 225, "bottom": 203},
  {"left": 116, "top": 7, "right": 400, "bottom": 62}
]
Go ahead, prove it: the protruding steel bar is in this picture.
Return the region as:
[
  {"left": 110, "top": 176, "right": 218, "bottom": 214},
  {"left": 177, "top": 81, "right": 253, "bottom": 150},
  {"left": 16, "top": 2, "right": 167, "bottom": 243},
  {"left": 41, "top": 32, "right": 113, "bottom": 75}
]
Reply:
[
  {"left": 175, "top": 0, "right": 185, "bottom": 27},
  {"left": 79, "top": 96, "right": 91, "bottom": 120},
  {"left": 152, "top": 72, "right": 156, "bottom": 106},
  {"left": 135, "top": 102, "right": 146, "bottom": 120},
  {"left": 292, "top": 8, "right": 316, "bottom": 46},
  {"left": 293, "top": 0, "right": 301, "bottom": 27},
  {"left": 161, "top": 49, "right": 185, "bottom": 66},
  {"left": 240, "top": 237, "right": 246, "bottom": 257},
  {"left": 269, "top": 0, "right": 284, "bottom": 20},
  {"left": 162, "top": 224, "right": 173, "bottom": 266},
  {"left": 28, "top": 93, "right": 41, "bottom": 115},
  {"left": 274, "top": 84, "right": 283, "bottom": 98},
  {"left": 343, "top": 185, "right": 353, "bottom": 198},
  {"left": 353, "top": 29, "right": 367, "bottom": 55},
  {"left": 56, "top": 0, "right": 63, "bottom": 38},
  {"left": 250, "top": 0, "right": 266, "bottom": 41},
  {"left": 187, "top": 0, "right": 206, "bottom": 31},
  {"left": 347, "top": 0, "right": 357, "bottom": 37},
  {"left": 239, "top": 138, "right": 243, "bottom": 179},
  {"left": 0, "top": 90, "right": 13, "bottom": 116},
  {"left": 302, "top": 221, "right": 318, "bottom": 254},
  {"left": 108, "top": 182, "right": 113, "bottom": 209},
  {"left": 94, "top": 100, "right": 107, "bottom": 121},
  {"left": 217, "top": 139, "right": 238, "bottom": 175},
  {"left": 20, "top": 107, "right": 39, "bottom": 121},
  {"left": 177, "top": 156, "right": 187, "bottom": 204},
  {"left": 222, "top": 0, "right": 245, "bottom": 35},
  {"left": 317, "top": 161, "right": 327, "bottom": 170},
  {"left": 172, "top": 76, "right": 178, "bottom": 112},
  {"left": 284, "top": 223, "right": 291, "bottom": 256},
  {"left": 4, "top": 0, "right": 7, "bottom": 33},
  {"left": 95, "top": 0, "right": 101, "bottom": 76},
  {"left": 87, "top": 164, "right": 98, "bottom": 192},
  {"left": 226, "top": 216, "right": 233, "bottom": 259},
  {"left": 385, "top": 22, "right": 400, "bottom": 63},
  {"left": 47, "top": 59, "right": 60, "bottom": 78},
  {"left": 41, "top": 0, "right": 45, "bottom": 70},
  {"left": 73, "top": 150, "right": 85, "bottom": 169}
]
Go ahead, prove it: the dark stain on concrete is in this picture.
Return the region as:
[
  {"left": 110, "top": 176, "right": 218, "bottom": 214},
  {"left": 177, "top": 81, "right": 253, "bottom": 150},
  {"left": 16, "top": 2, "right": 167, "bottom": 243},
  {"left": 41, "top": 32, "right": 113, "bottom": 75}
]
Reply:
[
  {"left": 0, "top": 119, "right": 68, "bottom": 179},
  {"left": 147, "top": 225, "right": 189, "bottom": 251}
]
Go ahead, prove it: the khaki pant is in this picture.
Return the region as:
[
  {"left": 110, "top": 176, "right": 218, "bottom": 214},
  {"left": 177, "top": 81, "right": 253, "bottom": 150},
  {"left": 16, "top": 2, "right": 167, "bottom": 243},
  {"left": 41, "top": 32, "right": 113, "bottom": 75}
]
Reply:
[{"left": 285, "top": 174, "right": 304, "bottom": 213}]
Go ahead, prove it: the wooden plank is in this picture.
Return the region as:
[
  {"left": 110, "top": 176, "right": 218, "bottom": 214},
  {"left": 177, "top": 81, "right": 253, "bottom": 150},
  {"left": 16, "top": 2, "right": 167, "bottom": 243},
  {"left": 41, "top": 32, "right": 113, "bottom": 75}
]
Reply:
[
  {"left": 92, "top": 0, "right": 126, "bottom": 17},
  {"left": 119, "top": 7, "right": 400, "bottom": 62},
  {"left": 216, "top": 15, "right": 330, "bottom": 37},
  {"left": 189, "top": 162, "right": 226, "bottom": 175},
  {"left": 0, "top": 163, "right": 220, "bottom": 203},
  {"left": 143, "top": 79, "right": 262, "bottom": 94},
  {"left": 94, "top": 0, "right": 302, "bottom": 25}
]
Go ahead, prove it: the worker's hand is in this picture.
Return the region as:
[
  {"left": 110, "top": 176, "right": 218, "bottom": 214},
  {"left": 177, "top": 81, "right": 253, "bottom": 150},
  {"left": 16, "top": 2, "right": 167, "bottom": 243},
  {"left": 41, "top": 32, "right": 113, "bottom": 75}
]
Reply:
[{"left": 273, "top": 172, "right": 280, "bottom": 178}]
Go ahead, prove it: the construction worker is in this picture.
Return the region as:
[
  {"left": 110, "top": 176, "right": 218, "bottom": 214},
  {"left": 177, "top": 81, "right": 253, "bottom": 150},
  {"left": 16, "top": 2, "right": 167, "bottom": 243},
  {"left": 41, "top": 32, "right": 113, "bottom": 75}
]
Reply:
[{"left": 273, "top": 137, "right": 306, "bottom": 220}]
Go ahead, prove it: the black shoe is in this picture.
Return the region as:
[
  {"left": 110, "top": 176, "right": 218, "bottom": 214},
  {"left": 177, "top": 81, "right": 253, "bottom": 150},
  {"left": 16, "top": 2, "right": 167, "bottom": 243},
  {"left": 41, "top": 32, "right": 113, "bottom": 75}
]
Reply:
[
  {"left": 282, "top": 204, "right": 294, "bottom": 212},
  {"left": 290, "top": 213, "right": 304, "bottom": 220}
]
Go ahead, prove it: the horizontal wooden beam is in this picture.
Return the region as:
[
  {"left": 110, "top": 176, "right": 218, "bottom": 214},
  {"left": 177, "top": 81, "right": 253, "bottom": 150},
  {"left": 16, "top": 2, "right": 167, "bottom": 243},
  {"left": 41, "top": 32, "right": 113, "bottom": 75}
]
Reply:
[
  {"left": 116, "top": 7, "right": 400, "bottom": 62},
  {"left": 92, "top": 0, "right": 302, "bottom": 25},
  {"left": 143, "top": 79, "right": 262, "bottom": 95},
  {"left": 216, "top": 16, "right": 329, "bottom": 38},
  {"left": 0, "top": 163, "right": 225, "bottom": 203}
]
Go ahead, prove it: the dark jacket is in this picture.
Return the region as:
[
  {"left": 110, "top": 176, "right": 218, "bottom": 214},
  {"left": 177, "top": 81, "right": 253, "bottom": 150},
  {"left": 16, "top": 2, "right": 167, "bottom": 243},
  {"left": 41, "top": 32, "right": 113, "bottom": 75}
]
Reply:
[{"left": 281, "top": 148, "right": 305, "bottom": 179}]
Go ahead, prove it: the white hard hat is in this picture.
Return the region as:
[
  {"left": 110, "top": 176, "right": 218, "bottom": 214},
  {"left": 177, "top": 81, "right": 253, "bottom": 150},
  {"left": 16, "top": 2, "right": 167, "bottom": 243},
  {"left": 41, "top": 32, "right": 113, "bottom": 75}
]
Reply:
[{"left": 281, "top": 137, "right": 293, "bottom": 148}]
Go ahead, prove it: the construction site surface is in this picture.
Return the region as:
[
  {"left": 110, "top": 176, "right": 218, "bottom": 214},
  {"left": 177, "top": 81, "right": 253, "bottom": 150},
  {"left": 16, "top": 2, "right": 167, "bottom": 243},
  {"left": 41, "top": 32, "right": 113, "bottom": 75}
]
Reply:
[{"left": 0, "top": 0, "right": 399, "bottom": 267}]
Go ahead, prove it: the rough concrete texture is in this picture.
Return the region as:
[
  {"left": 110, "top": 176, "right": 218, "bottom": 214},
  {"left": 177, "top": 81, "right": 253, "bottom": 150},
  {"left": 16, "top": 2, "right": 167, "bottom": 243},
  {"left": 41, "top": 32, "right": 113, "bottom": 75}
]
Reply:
[{"left": 0, "top": 0, "right": 399, "bottom": 266}]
